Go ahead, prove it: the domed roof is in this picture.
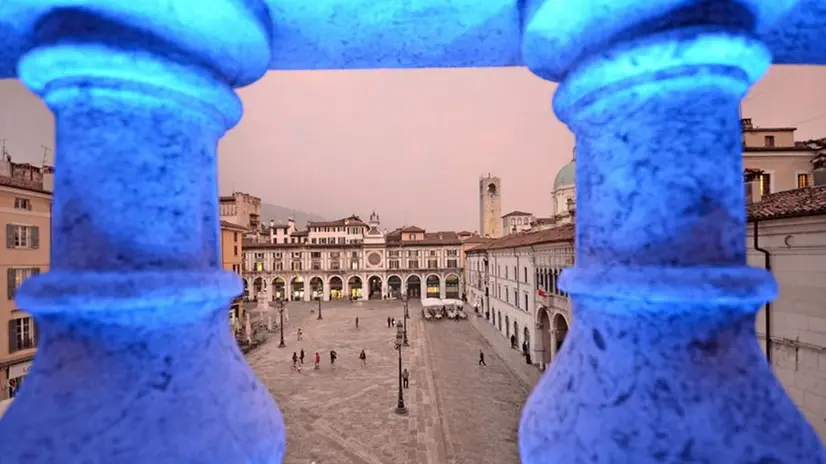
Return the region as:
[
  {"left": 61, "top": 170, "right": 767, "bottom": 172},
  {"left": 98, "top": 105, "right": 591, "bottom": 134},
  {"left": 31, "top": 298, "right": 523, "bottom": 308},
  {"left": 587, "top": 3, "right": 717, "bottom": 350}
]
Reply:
[
  {"left": 553, "top": 160, "right": 575, "bottom": 189},
  {"left": 553, "top": 145, "right": 577, "bottom": 189}
]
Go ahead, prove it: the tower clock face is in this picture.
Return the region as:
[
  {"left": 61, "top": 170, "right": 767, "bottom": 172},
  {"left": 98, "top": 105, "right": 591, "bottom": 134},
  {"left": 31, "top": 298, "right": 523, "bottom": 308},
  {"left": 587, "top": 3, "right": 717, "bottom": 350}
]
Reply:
[{"left": 367, "top": 252, "right": 382, "bottom": 266}]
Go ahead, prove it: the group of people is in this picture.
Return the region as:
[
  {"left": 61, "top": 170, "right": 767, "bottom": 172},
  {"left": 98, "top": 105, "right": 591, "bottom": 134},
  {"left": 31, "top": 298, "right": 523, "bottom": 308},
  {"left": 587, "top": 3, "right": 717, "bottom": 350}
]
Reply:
[
  {"left": 386, "top": 316, "right": 400, "bottom": 328},
  {"left": 290, "top": 347, "right": 367, "bottom": 372}
]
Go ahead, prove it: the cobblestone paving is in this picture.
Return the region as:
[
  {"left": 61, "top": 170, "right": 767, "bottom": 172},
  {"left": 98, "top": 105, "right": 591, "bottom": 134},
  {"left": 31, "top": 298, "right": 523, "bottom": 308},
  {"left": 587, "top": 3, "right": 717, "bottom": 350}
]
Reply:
[
  {"left": 423, "top": 318, "right": 531, "bottom": 464},
  {"left": 245, "top": 300, "right": 528, "bottom": 464}
]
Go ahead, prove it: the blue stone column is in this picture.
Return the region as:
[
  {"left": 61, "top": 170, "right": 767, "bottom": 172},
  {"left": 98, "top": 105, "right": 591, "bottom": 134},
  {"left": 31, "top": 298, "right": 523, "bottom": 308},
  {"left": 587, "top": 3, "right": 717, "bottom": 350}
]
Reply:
[
  {"left": 519, "top": 3, "right": 825, "bottom": 463},
  {"left": 0, "top": 9, "right": 285, "bottom": 463}
]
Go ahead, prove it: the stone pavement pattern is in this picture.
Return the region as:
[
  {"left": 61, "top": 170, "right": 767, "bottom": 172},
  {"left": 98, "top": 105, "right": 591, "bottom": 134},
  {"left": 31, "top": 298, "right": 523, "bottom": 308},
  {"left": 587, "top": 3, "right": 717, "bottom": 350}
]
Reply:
[{"left": 245, "top": 300, "right": 529, "bottom": 464}]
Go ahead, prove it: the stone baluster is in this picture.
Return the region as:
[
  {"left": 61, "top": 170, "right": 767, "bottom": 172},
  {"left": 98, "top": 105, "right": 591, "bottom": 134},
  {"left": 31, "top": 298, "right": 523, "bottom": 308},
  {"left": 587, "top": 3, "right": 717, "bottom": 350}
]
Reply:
[
  {"left": 519, "top": 1, "right": 825, "bottom": 462},
  {"left": 0, "top": 7, "right": 285, "bottom": 462}
]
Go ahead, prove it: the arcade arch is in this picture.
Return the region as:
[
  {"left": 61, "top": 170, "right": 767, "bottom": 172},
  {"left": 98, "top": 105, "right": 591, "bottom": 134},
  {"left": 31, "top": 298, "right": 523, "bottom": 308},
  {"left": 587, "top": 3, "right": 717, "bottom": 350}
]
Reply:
[
  {"left": 348, "top": 276, "right": 363, "bottom": 300},
  {"left": 329, "top": 276, "right": 344, "bottom": 300},
  {"left": 426, "top": 274, "right": 441, "bottom": 298},
  {"left": 406, "top": 275, "right": 421, "bottom": 298},
  {"left": 445, "top": 274, "right": 460, "bottom": 299}
]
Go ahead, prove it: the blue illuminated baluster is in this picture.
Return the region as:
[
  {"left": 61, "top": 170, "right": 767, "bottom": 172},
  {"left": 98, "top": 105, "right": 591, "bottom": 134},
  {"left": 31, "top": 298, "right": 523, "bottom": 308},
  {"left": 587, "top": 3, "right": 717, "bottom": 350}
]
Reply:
[
  {"left": 519, "top": 3, "right": 826, "bottom": 463},
  {"left": 0, "top": 9, "right": 285, "bottom": 463}
]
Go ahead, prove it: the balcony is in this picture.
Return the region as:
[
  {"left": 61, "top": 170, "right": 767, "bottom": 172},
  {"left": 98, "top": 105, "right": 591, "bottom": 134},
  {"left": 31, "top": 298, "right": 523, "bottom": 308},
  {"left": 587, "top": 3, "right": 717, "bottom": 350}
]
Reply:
[{"left": 0, "top": 1, "right": 823, "bottom": 463}]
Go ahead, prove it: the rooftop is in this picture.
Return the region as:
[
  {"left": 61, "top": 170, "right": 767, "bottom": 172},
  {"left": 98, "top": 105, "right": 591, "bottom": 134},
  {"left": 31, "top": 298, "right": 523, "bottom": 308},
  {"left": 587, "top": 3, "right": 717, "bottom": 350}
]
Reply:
[
  {"left": 469, "top": 224, "right": 575, "bottom": 252},
  {"left": 502, "top": 210, "right": 532, "bottom": 218},
  {"left": 748, "top": 186, "right": 826, "bottom": 221}
]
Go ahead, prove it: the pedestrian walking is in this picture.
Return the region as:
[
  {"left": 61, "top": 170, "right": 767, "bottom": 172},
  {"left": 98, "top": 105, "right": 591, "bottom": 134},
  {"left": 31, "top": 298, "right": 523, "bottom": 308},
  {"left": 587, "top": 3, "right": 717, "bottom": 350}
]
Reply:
[
  {"left": 330, "top": 349, "right": 337, "bottom": 365},
  {"left": 387, "top": 316, "right": 391, "bottom": 328},
  {"left": 292, "top": 352, "right": 299, "bottom": 372},
  {"left": 355, "top": 317, "right": 359, "bottom": 329},
  {"left": 314, "top": 352, "right": 320, "bottom": 370},
  {"left": 391, "top": 317, "right": 395, "bottom": 327},
  {"left": 359, "top": 349, "right": 367, "bottom": 367},
  {"left": 299, "top": 349, "right": 305, "bottom": 365},
  {"left": 297, "top": 328, "right": 303, "bottom": 341},
  {"left": 478, "top": 349, "right": 486, "bottom": 367},
  {"left": 402, "top": 368, "right": 409, "bottom": 389}
]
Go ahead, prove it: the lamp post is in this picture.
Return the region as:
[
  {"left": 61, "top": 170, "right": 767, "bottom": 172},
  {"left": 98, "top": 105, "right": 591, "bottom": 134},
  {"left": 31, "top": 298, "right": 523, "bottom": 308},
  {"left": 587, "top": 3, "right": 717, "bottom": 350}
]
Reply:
[
  {"left": 277, "top": 298, "right": 286, "bottom": 348},
  {"left": 394, "top": 324, "right": 408, "bottom": 415},
  {"left": 317, "top": 295, "right": 323, "bottom": 320},
  {"left": 402, "top": 294, "right": 409, "bottom": 346}
]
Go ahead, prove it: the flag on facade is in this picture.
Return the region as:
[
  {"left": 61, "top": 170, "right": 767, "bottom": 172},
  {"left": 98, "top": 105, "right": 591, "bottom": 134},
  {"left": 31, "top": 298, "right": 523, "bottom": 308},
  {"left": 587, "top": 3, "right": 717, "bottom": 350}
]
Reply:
[{"left": 537, "top": 287, "right": 548, "bottom": 297}]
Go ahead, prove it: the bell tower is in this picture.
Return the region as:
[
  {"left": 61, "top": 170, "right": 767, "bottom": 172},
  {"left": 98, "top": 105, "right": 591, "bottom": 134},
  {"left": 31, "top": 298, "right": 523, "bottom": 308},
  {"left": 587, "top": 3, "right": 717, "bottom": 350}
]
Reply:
[{"left": 479, "top": 174, "right": 502, "bottom": 238}]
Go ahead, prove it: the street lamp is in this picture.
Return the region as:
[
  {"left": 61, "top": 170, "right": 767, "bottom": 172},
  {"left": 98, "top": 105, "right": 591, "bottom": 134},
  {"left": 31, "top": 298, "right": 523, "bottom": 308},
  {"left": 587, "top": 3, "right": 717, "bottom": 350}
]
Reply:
[
  {"left": 277, "top": 298, "right": 286, "bottom": 348},
  {"left": 401, "top": 293, "right": 409, "bottom": 346},
  {"left": 317, "top": 295, "right": 322, "bottom": 320},
  {"left": 394, "top": 324, "right": 408, "bottom": 415}
]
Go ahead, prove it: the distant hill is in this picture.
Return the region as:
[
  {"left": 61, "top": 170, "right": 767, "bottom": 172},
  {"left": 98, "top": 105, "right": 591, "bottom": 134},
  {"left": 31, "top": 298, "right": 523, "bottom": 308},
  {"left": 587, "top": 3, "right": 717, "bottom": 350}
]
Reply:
[{"left": 259, "top": 203, "right": 329, "bottom": 229}]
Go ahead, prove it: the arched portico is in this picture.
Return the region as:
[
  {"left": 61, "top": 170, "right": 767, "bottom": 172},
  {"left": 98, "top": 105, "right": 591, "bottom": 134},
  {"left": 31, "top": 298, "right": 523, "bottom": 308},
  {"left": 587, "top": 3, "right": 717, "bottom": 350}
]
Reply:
[
  {"left": 253, "top": 277, "right": 264, "bottom": 299},
  {"left": 309, "top": 276, "right": 324, "bottom": 301},
  {"left": 552, "top": 312, "right": 569, "bottom": 358},
  {"left": 406, "top": 275, "right": 421, "bottom": 298},
  {"left": 348, "top": 276, "right": 363, "bottom": 300},
  {"left": 536, "top": 307, "right": 552, "bottom": 368},
  {"left": 290, "top": 276, "right": 304, "bottom": 301},
  {"left": 367, "top": 275, "right": 382, "bottom": 299},
  {"left": 425, "top": 274, "right": 441, "bottom": 298},
  {"left": 445, "top": 273, "right": 460, "bottom": 299},
  {"left": 328, "top": 276, "right": 344, "bottom": 300},
  {"left": 272, "top": 277, "right": 286, "bottom": 300},
  {"left": 243, "top": 278, "right": 250, "bottom": 300},
  {"left": 388, "top": 275, "right": 402, "bottom": 297}
]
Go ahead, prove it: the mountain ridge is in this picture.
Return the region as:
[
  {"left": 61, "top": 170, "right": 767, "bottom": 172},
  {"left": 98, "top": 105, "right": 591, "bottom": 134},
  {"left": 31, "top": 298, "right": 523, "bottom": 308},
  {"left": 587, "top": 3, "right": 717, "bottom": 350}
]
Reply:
[{"left": 259, "top": 203, "right": 329, "bottom": 229}]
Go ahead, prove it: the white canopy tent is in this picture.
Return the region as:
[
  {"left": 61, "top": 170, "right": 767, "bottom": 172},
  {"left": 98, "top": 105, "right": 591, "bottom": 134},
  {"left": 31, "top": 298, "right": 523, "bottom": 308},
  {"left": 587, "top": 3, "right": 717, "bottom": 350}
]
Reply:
[{"left": 421, "top": 298, "right": 443, "bottom": 308}]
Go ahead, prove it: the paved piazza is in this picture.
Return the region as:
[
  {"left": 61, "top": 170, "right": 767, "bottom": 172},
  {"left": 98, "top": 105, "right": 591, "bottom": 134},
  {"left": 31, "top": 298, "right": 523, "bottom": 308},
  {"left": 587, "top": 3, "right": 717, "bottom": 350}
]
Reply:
[{"left": 245, "top": 300, "right": 532, "bottom": 464}]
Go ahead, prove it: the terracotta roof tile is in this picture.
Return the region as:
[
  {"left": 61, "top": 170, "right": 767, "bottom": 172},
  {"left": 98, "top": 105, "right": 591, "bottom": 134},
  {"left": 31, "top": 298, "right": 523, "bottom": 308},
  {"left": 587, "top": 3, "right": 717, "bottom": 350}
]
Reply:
[
  {"left": 0, "top": 175, "right": 49, "bottom": 195},
  {"left": 220, "top": 220, "right": 248, "bottom": 231},
  {"left": 748, "top": 186, "right": 826, "bottom": 221},
  {"left": 469, "top": 224, "right": 574, "bottom": 252}
]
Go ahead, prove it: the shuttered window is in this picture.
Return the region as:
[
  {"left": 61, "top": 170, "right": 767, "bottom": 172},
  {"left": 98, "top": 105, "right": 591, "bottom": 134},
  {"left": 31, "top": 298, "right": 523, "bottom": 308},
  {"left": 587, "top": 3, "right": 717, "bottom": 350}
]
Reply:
[
  {"left": 7, "top": 267, "right": 40, "bottom": 299},
  {"left": 5, "top": 224, "right": 40, "bottom": 249}
]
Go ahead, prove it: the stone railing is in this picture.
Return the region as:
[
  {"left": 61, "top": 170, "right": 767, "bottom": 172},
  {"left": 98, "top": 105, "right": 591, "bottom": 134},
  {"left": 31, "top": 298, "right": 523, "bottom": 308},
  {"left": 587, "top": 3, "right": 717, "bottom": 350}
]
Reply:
[{"left": 0, "top": 1, "right": 824, "bottom": 463}]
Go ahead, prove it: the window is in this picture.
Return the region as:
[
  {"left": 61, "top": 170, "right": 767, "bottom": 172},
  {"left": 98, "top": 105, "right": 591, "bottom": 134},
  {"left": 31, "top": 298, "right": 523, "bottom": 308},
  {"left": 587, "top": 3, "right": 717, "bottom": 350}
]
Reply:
[
  {"left": 311, "top": 238, "right": 317, "bottom": 244},
  {"left": 505, "top": 286, "right": 509, "bottom": 303},
  {"left": 9, "top": 317, "right": 36, "bottom": 352},
  {"left": 797, "top": 173, "right": 810, "bottom": 189},
  {"left": 447, "top": 250, "right": 458, "bottom": 256},
  {"left": 233, "top": 232, "right": 238, "bottom": 242},
  {"left": 351, "top": 251, "right": 359, "bottom": 258},
  {"left": 291, "top": 261, "right": 302, "bottom": 271},
  {"left": 233, "top": 245, "right": 238, "bottom": 256},
  {"left": 389, "top": 259, "right": 400, "bottom": 269},
  {"left": 514, "top": 289, "right": 518, "bottom": 306},
  {"left": 254, "top": 253, "right": 264, "bottom": 259},
  {"left": 764, "top": 135, "right": 775, "bottom": 147},
  {"left": 524, "top": 293, "right": 528, "bottom": 311},
  {"left": 760, "top": 173, "right": 772, "bottom": 196},
  {"left": 292, "top": 252, "right": 302, "bottom": 259},
  {"left": 447, "top": 259, "right": 458, "bottom": 268},
  {"left": 505, "top": 267, "right": 508, "bottom": 279},
  {"left": 350, "top": 260, "right": 359, "bottom": 270},
  {"left": 330, "top": 260, "right": 340, "bottom": 270},
  {"left": 330, "top": 252, "right": 340, "bottom": 259},
  {"left": 311, "top": 261, "right": 321, "bottom": 271},
  {"left": 7, "top": 268, "right": 40, "bottom": 299},
  {"left": 254, "top": 262, "right": 264, "bottom": 272},
  {"left": 274, "top": 252, "right": 283, "bottom": 259},
  {"left": 427, "top": 259, "right": 438, "bottom": 269},
  {"left": 408, "top": 234, "right": 415, "bottom": 240},
  {"left": 275, "top": 262, "right": 283, "bottom": 271},
  {"left": 407, "top": 250, "right": 419, "bottom": 257},
  {"left": 429, "top": 250, "right": 437, "bottom": 256},
  {"left": 6, "top": 225, "right": 39, "bottom": 249},
  {"left": 408, "top": 260, "right": 419, "bottom": 269},
  {"left": 311, "top": 252, "right": 321, "bottom": 259},
  {"left": 14, "top": 198, "right": 31, "bottom": 210}
]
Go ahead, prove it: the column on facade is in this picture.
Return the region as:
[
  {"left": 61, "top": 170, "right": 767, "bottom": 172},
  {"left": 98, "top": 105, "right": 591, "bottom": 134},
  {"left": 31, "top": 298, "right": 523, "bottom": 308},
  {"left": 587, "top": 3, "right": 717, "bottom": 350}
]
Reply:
[
  {"left": 0, "top": 6, "right": 285, "bottom": 462},
  {"left": 518, "top": 2, "right": 823, "bottom": 462},
  {"left": 440, "top": 275, "right": 447, "bottom": 299},
  {"left": 304, "top": 278, "right": 311, "bottom": 302}
]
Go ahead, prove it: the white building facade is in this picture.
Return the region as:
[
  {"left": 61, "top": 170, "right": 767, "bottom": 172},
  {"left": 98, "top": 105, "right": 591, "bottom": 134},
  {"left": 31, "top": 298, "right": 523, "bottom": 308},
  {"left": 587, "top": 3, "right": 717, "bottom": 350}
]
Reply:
[
  {"left": 242, "top": 212, "right": 464, "bottom": 302},
  {"left": 747, "top": 185, "right": 826, "bottom": 440},
  {"left": 502, "top": 210, "right": 535, "bottom": 235},
  {"left": 465, "top": 224, "right": 574, "bottom": 371}
]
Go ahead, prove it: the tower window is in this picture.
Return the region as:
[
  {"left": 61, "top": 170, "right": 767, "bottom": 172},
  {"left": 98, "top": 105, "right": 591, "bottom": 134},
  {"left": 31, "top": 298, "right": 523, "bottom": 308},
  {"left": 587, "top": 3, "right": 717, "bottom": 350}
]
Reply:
[{"left": 487, "top": 183, "right": 497, "bottom": 195}]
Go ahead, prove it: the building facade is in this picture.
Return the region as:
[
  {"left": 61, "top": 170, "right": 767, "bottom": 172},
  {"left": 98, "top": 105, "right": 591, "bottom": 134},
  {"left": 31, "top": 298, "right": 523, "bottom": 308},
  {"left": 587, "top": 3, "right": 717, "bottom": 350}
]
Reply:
[
  {"left": 0, "top": 159, "right": 52, "bottom": 401},
  {"left": 479, "top": 174, "right": 502, "bottom": 239},
  {"left": 747, "top": 185, "right": 826, "bottom": 441},
  {"left": 220, "top": 220, "right": 247, "bottom": 325},
  {"left": 242, "top": 212, "right": 463, "bottom": 302},
  {"left": 220, "top": 191, "right": 261, "bottom": 230},
  {"left": 465, "top": 224, "right": 574, "bottom": 370},
  {"left": 741, "top": 118, "right": 822, "bottom": 202},
  {"left": 502, "top": 210, "right": 535, "bottom": 235}
]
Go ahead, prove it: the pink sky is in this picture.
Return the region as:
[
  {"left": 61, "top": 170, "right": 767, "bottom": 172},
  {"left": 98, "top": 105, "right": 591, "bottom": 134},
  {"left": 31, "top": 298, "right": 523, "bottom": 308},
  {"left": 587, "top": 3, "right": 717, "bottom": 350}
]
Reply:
[{"left": 2, "top": 66, "right": 826, "bottom": 231}]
